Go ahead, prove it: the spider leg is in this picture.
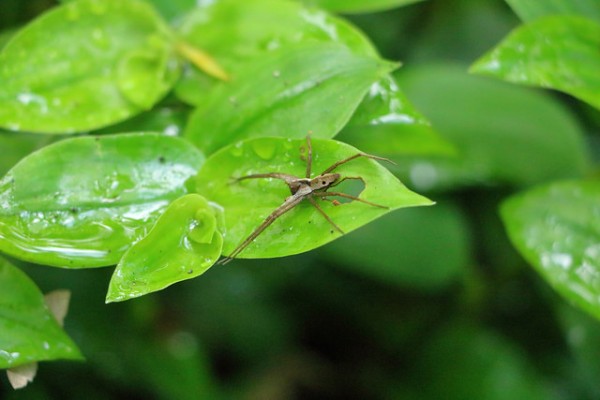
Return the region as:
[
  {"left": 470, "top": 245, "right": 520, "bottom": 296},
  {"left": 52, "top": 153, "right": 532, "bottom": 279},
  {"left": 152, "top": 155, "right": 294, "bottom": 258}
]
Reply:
[
  {"left": 235, "top": 173, "right": 299, "bottom": 185},
  {"left": 313, "top": 191, "right": 388, "bottom": 209},
  {"left": 330, "top": 176, "right": 364, "bottom": 188},
  {"left": 305, "top": 135, "right": 313, "bottom": 179},
  {"left": 320, "top": 153, "right": 396, "bottom": 175},
  {"left": 218, "top": 193, "right": 305, "bottom": 265},
  {"left": 308, "top": 196, "right": 344, "bottom": 234}
]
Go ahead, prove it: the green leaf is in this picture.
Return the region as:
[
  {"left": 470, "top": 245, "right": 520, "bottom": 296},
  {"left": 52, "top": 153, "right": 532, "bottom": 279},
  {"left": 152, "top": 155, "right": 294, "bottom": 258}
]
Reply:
[
  {"left": 470, "top": 15, "right": 600, "bottom": 110},
  {"left": 0, "top": 257, "right": 82, "bottom": 368},
  {"left": 0, "top": 133, "right": 204, "bottom": 268},
  {"left": 338, "top": 75, "right": 455, "bottom": 157},
  {"left": 106, "top": 194, "right": 223, "bottom": 303},
  {"left": 302, "top": 0, "right": 424, "bottom": 14},
  {"left": 174, "top": 0, "right": 381, "bottom": 106},
  {"left": 506, "top": 0, "right": 600, "bottom": 23},
  {"left": 321, "top": 201, "right": 470, "bottom": 290},
  {"left": 185, "top": 42, "right": 394, "bottom": 155},
  {"left": 195, "top": 137, "right": 431, "bottom": 259},
  {"left": 146, "top": 0, "right": 196, "bottom": 21},
  {"left": 396, "top": 64, "right": 589, "bottom": 191},
  {"left": 176, "top": 0, "right": 378, "bottom": 78},
  {"left": 0, "top": 0, "right": 179, "bottom": 133},
  {"left": 501, "top": 180, "right": 600, "bottom": 320}
]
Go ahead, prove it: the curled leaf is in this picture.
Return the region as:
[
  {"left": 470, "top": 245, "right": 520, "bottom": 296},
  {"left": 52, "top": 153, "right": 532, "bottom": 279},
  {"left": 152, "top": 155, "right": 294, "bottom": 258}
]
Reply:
[{"left": 106, "top": 194, "right": 224, "bottom": 302}]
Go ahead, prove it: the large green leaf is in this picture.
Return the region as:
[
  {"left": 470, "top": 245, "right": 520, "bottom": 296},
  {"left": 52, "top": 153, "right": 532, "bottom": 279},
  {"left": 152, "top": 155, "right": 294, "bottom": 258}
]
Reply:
[
  {"left": 302, "top": 0, "right": 424, "bottom": 14},
  {"left": 338, "top": 74, "right": 454, "bottom": 158},
  {"left": 396, "top": 64, "right": 589, "bottom": 191},
  {"left": 0, "top": 0, "right": 179, "bottom": 133},
  {"left": 506, "top": 0, "right": 600, "bottom": 23},
  {"left": 501, "top": 180, "right": 600, "bottom": 320},
  {"left": 195, "top": 137, "right": 431, "bottom": 259},
  {"left": 185, "top": 43, "right": 394, "bottom": 155},
  {"left": 106, "top": 194, "right": 223, "bottom": 303},
  {"left": 471, "top": 15, "right": 600, "bottom": 110},
  {"left": 0, "top": 133, "right": 204, "bottom": 268},
  {"left": 0, "top": 258, "right": 82, "bottom": 368},
  {"left": 174, "top": 0, "right": 380, "bottom": 106}
]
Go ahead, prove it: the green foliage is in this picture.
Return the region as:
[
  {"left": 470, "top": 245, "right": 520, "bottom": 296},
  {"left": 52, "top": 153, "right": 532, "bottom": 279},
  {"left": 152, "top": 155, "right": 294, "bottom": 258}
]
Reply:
[
  {"left": 502, "top": 181, "right": 600, "bottom": 319},
  {"left": 471, "top": 15, "right": 600, "bottom": 110},
  {"left": 0, "top": 133, "right": 203, "bottom": 268},
  {"left": 0, "top": 257, "right": 82, "bottom": 368},
  {"left": 1, "top": 0, "right": 600, "bottom": 398},
  {"left": 0, "top": 0, "right": 179, "bottom": 133}
]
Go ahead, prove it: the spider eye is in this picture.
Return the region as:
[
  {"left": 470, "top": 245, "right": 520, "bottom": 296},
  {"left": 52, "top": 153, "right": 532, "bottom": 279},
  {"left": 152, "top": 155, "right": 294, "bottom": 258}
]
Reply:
[{"left": 322, "top": 181, "right": 326, "bottom": 185}]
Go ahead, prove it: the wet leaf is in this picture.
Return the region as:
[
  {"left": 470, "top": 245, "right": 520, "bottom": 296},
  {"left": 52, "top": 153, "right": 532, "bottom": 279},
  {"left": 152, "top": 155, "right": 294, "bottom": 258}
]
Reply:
[
  {"left": 185, "top": 42, "right": 394, "bottom": 155},
  {"left": 107, "top": 194, "right": 223, "bottom": 303},
  {"left": 0, "top": 257, "right": 82, "bottom": 369},
  {"left": 196, "top": 137, "right": 431, "bottom": 259},
  {"left": 303, "top": 0, "right": 424, "bottom": 14},
  {"left": 396, "top": 64, "right": 589, "bottom": 191},
  {"left": 338, "top": 74, "right": 454, "bottom": 158},
  {"left": 471, "top": 15, "right": 600, "bottom": 110},
  {"left": 0, "top": 0, "right": 179, "bottom": 133},
  {"left": 175, "top": 0, "right": 379, "bottom": 105},
  {"left": 501, "top": 181, "right": 600, "bottom": 320},
  {"left": 0, "top": 133, "right": 204, "bottom": 268},
  {"left": 506, "top": 0, "right": 600, "bottom": 23}
]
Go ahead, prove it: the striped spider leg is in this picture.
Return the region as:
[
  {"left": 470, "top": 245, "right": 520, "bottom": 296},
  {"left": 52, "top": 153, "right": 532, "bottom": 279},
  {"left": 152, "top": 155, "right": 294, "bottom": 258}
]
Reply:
[{"left": 218, "top": 136, "right": 394, "bottom": 264}]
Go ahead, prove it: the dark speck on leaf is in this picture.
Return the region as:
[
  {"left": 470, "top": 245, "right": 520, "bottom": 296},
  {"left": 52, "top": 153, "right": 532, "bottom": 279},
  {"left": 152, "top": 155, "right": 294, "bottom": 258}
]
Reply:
[
  {"left": 330, "top": 230, "right": 334, "bottom": 234},
  {"left": 158, "top": 156, "right": 166, "bottom": 164},
  {"left": 188, "top": 269, "right": 193, "bottom": 274},
  {"left": 70, "top": 207, "right": 79, "bottom": 214}
]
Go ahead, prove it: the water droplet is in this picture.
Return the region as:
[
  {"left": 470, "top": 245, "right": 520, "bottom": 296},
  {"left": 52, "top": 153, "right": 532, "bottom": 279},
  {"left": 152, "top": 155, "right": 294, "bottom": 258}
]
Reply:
[
  {"left": 272, "top": 70, "right": 281, "bottom": 78},
  {"left": 163, "top": 124, "right": 179, "bottom": 136},
  {"left": 230, "top": 142, "right": 244, "bottom": 157},
  {"left": 252, "top": 140, "right": 276, "bottom": 160},
  {"left": 17, "top": 92, "right": 49, "bottom": 114}
]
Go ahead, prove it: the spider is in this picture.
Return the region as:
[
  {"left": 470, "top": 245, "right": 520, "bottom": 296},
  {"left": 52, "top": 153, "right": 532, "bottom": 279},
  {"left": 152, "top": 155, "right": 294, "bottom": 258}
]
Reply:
[{"left": 218, "top": 136, "right": 393, "bottom": 264}]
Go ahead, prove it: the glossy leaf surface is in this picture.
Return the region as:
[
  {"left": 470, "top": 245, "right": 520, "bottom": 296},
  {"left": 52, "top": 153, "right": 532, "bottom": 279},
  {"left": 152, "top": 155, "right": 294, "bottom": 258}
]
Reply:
[
  {"left": 338, "top": 75, "right": 454, "bottom": 158},
  {"left": 502, "top": 181, "right": 600, "bottom": 320},
  {"left": 506, "top": 0, "right": 600, "bottom": 23},
  {"left": 396, "top": 64, "right": 589, "bottom": 191},
  {"left": 0, "top": 0, "right": 179, "bottom": 133},
  {"left": 185, "top": 42, "right": 393, "bottom": 155},
  {"left": 107, "top": 194, "right": 223, "bottom": 302},
  {"left": 471, "top": 16, "right": 600, "bottom": 110},
  {"left": 175, "top": 0, "right": 378, "bottom": 106},
  {"left": 0, "top": 258, "right": 82, "bottom": 368},
  {"left": 0, "top": 133, "right": 204, "bottom": 268},
  {"left": 303, "top": 0, "right": 424, "bottom": 14},
  {"left": 196, "top": 137, "right": 431, "bottom": 259}
]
